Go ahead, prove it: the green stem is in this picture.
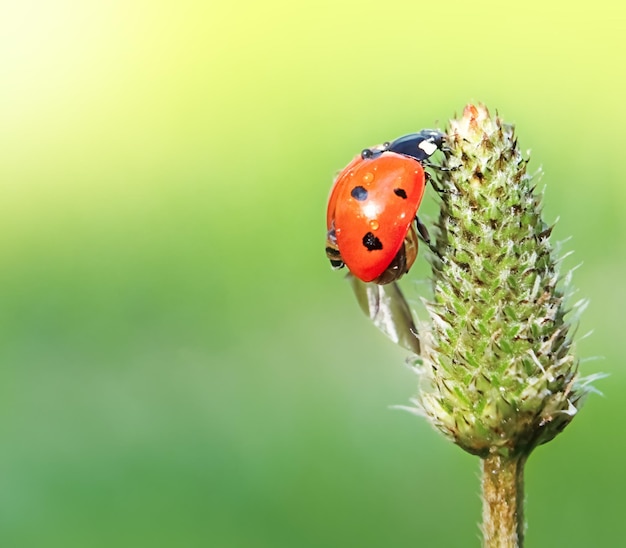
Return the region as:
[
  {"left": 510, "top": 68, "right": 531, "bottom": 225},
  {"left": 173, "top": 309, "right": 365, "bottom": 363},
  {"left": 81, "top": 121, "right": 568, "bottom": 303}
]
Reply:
[{"left": 481, "top": 454, "right": 526, "bottom": 548}]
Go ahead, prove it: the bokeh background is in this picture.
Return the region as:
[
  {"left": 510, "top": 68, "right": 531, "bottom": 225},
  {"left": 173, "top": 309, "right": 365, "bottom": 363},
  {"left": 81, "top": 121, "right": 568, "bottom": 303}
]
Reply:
[{"left": 1, "top": 1, "right": 624, "bottom": 546}]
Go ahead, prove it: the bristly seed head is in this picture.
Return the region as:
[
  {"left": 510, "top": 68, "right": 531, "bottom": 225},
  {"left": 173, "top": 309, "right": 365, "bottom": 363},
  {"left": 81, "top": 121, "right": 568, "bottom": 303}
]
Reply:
[{"left": 411, "top": 104, "right": 597, "bottom": 458}]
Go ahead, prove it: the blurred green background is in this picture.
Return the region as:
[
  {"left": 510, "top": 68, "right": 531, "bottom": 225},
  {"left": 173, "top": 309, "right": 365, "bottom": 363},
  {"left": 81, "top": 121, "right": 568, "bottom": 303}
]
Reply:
[{"left": 1, "top": 1, "right": 624, "bottom": 546}]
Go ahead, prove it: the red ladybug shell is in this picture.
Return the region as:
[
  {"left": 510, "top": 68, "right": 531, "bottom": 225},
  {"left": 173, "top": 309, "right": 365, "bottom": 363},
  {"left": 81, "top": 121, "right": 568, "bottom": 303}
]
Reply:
[{"left": 326, "top": 152, "right": 426, "bottom": 283}]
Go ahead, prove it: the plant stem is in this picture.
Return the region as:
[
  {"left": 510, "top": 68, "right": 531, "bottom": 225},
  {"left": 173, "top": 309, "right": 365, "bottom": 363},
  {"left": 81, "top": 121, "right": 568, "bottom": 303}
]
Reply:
[{"left": 481, "top": 453, "right": 526, "bottom": 548}]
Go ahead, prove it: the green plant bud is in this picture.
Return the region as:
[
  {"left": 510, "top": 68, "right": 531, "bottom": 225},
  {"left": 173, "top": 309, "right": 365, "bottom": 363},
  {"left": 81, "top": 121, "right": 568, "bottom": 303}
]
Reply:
[{"left": 413, "top": 104, "right": 597, "bottom": 458}]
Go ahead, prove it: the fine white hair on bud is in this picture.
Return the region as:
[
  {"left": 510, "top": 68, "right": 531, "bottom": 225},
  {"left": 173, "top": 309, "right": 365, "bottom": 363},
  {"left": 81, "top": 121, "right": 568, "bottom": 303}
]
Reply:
[{"left": 410, "top": 104, "right": 598, "bottom": 458}]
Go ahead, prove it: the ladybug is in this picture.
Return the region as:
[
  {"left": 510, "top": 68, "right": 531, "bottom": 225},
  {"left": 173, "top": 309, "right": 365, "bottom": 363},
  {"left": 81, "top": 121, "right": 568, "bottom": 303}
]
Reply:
[{"left": 326, "top": 129, "right": 444, "bottom": 285}]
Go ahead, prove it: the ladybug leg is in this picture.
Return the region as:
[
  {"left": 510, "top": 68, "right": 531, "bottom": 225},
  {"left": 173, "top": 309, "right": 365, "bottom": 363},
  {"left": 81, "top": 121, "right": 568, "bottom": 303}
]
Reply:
[
  {"left": 326, "top": 226, "right": 345, "bottom": 270},
  {"left": 422, "top": 160, "right": 458, "bottom": 173},
  {"left": 415, "top": 216, "right": 430, "bottom": 242},
  {"left": 326, "top": 246, "right": 344, "bottom": 269},
  {"left": 424, "top": 170, "right": 447, "bottom": 195},
  {"left": 415, "top": 217, "right": 442, "bottom": 259}
]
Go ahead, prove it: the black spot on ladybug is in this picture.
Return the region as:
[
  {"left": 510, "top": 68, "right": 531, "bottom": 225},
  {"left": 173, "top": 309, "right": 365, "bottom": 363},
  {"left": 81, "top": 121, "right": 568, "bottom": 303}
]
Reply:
[
  {"left": 394, "top": 188, "right": 407, "bottom": 199},
  {"left": 351, "top": 186, "right": 368, "bottom": 201},
  {"left": 362, "top": 232, "right": 383, "bottom": 251}
]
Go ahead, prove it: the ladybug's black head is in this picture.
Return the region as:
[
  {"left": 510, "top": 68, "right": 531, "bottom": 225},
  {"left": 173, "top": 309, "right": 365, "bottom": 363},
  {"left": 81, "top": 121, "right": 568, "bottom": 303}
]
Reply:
[{"left": 387, "top": 129, "right": 444, "bottom": 162}]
